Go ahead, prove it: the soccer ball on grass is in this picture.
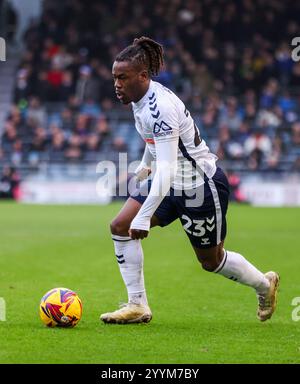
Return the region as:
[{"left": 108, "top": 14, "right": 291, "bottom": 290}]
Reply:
[{"left": 39, "top": 287, "right": 82, "bottom": 328}]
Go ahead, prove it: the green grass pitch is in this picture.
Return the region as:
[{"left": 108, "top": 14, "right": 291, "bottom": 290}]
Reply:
[{"left": 0, "top": 201, "right": 300, "bottom": 364}]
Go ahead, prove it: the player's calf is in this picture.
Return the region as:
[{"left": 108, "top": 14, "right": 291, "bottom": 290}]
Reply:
[{"left": 196, "top": 246, "right": 279, "bottom": 321}]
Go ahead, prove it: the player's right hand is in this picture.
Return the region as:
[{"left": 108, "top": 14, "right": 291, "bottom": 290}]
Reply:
[
  {"left": 128, "top": 228, "right": 149, "bottom": 240},
  {"left": 135, "top": 167, "right": 151, "bottom": 181}
]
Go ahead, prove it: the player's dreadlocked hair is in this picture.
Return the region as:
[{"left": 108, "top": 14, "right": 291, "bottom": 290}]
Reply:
[{"left": 115, "top": 36, "right": 164, "bottom": 76}]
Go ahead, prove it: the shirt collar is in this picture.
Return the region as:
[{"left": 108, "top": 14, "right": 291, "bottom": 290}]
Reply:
[{"left": 132, "top": 80, "right": 154, "bottom": 109}]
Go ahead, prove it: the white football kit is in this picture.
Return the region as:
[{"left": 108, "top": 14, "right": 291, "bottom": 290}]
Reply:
[
  {"left": 103, "top": 78, "right": 278, "bottom": 326},
  {"left": 130, "top": 80, "right": 217, "bottom": 232}
]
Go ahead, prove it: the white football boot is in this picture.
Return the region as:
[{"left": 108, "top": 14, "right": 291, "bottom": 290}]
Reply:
[
  {"left": 100, "top": 303, "right": 152, "bottom": 324},
  {"left": 257, "top": 271, "right": 280, "bottom": 321}
]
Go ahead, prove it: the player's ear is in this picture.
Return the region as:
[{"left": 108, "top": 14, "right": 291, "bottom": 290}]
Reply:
[{"left": 139, "top": 69, "right": 149, "bottom": 82}]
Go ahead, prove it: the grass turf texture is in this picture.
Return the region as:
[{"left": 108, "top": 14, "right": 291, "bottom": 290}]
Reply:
[{"left": 0, "top": 201, "right": 299, "bottom": 364}]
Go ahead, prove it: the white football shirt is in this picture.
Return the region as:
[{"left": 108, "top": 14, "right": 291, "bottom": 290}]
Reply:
[
  {"left": 132, "top": 80, "right": 217, "bottom": 190},
  {"left": 130, "top": 80, "right": 218, "bottom": 232}
]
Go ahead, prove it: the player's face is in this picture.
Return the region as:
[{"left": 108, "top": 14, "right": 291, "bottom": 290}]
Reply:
[{"left": 112, "top": 61, "right": 148, "bottom": 104}]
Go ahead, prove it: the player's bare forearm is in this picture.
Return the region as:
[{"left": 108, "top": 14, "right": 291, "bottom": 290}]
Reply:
[{"left": 128, "top": 228, "right": 149, "bottom": 240}]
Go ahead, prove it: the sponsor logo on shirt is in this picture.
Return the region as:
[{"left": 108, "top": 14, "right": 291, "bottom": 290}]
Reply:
[{"left": 153, "top": 120, "right": 173, "bottom": 137}]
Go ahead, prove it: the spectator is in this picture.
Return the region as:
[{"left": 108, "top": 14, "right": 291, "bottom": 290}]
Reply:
[
  {"left": 59, "top": 70, "right": 75, "bottom": 102},
  {"left": 46, "top": 61, "right": 64, "bottom": 101},
  {"left": 227, "top": 171, "right": 248, "bottom": 203},
  {"left": 64, "top": 134, "right": 83, "bottom": 162},
  {"left": 14, "top": 69, "right": 32, "bottom": 104},
  {"left": 26, "top": 96, "right": 47, "bottom": 127},
  {"left": 28, "top": 127, "right": 49, "bottom": 166},
  {"left": 244, "top": 131, "right": 272, "bottom": 158},
  {"left": 75, "top": 65, "right": 99, "bottom": 103},
  {"left": 0, "top": 166, "right": 20, "bottom": 200}
]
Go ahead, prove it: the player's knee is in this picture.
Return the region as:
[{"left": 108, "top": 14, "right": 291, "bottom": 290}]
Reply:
[
  {"left": 200, "top": 259, "right": 218, "bottom": 272},
  {"left": 110, "top": 218, "right": 129, "bottom": 236},
  {"left": 198, "top": 247, "right": 224, "bottom": 272}
]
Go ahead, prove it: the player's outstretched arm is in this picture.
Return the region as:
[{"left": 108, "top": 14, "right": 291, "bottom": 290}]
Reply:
[{"left": 129, "top": 137, "right": 178, "bottom": 239}]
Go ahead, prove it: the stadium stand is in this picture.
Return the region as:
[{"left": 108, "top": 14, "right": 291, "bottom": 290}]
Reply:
[{"left": 0, "top": 0, "right": 300, "bottom": 188}]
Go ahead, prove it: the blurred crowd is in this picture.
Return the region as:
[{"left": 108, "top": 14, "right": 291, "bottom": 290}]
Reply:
[{"left": 1, "top": 0, "right": 300, "bottom": 174}]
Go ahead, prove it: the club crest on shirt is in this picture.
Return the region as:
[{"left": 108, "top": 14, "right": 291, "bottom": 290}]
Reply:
[{"left": 153, "top": 120, "right": 173, "bottom": 137}]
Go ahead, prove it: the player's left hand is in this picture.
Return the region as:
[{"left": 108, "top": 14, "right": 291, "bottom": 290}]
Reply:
[{"left": 128, "top": 228, "right": 149, "bottom": 240}]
